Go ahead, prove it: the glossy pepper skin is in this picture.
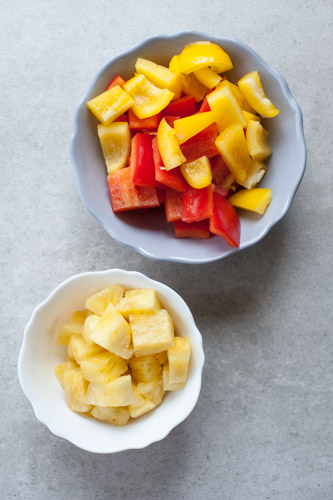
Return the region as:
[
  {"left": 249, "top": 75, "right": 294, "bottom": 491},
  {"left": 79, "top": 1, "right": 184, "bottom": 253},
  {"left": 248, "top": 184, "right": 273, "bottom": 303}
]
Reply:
[
  {"left": 228, "top": 188, "right": 272, "bottom": 214},
  {"left": 162, "top": 95, "right": 196, "bottom": 118},
  {"left": 128, "top": 109, "right": 161, "bottom": 131},
  {"left": 152, "top": 137, "right": 186, "bottom": 192},
  {"left": 130, "top": 133, "right": 163, "bottom": 188},
  {"left": 180, "top": 123, "right": 219, "bottom": 162},
  {"left": 105, "top": 74, "right": 126, "bottom": 91},
  {"left": 174, "top": 220, "right": 210, "bottom": 239},
  {"left": 157, "top": 117, "right": 186, "bottom": 170},
  {"left": 209, "top": 190, "right": 240, "bottom": 247},
  {"left": 182, "top": 184, "right": 214, "bottom": 223}
]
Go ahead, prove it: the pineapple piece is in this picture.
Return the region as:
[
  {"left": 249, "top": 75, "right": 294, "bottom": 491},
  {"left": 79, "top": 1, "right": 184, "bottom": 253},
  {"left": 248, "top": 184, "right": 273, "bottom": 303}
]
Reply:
[
  {"left": 163, "top": 364, "right": 186, "bottom": 391},
  {"left": 116, "top": 288, "right": 161, "bottom": 318},
  {"left": 54, "top": 360, "right": 79, "bottom": 387},
  {"left": 85, "top": 375, "right": 134, "bottom": 407},
  {"left": 137, "top": 377, "right": 165, "bottom": 407},
  {"left": 129, "top": 355, "right": 162, "bottom": 383},
  {"left": 88, "top": 309, "right": 132, "bottom": 359},
  {"left": 155, "top": 351, "right": 168, "bottom": 365},
  {"left": 128, "top": 384, "right": 155, "bottom": 418},
  {"left": 80, "top": 351, "right": 128, "bottom": 384},
  {"left": 167, "top": 337, "right": 191, "bottom": 384},
  {"left": 67, "top": 335, "right": 104, "bottom": 364},
  {"left": 63, "top": 368, "right": 93, "bottom": 412},
  {"left": 91, "top": 406, "right": 130, "bottom": 426},
  {"left": 82, "top": 314, "right": 100, "bottom": 346},
  {"left": 56, "top": 310, "right": 87, "bottom": 345},
  {"left": 85, "top": 285, "right": 125, "bottom": 315},
  {"left": 130, "top": 309, "right": 174, "bottom": 356}
]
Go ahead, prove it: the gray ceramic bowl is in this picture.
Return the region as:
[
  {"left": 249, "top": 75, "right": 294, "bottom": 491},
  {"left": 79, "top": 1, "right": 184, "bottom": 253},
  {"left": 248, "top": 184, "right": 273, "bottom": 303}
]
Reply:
[{"left": 70, "top": 31, "right": 306, "bottom": 264}]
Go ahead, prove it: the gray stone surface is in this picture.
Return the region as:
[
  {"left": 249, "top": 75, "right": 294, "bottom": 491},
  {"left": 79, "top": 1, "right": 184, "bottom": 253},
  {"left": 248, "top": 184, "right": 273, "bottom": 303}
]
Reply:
[{"left": 1, "top": 0, "right": 333, "bottom": 498}]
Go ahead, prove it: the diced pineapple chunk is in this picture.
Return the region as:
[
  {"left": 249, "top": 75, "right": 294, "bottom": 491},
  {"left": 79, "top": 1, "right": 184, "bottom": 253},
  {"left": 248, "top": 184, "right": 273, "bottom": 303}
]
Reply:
[
  {"left": 91, "top": 406, "right": 130, "bottom": 426},
  {"left": 80, "top": 352, "right": 128, "bottom": 384},
  {"left": 137, "top": 377, "right": 165, "bottom": 406},
  {"left": 130, "top": 309, "right": 174, "bottom": 356},
  {"left": 56, "top": 310, "right": 87, "bottom": 345},
  {"left": 54, "top": 361, "right": 79, "bottom": 387},
  {"left": 163, "top": 364, "right": 186, "bottom": 391},
  {"left": 88, "top": 309, "right": 132, "bottom": 359},
  {"left": 85, "top": 285, "right": 125, "bottom": 315},
  {"left": 67, "top": 335, "right": 104, "bottom": 364},
  {"left": 85, "top": 375, "right": 134, "bottom": 407},
  {"left": 167, "top": 337, "right": 191, "bottom": 384},
  {"left": 116, "top": 289, "right": 161, "bottom": 318},
  {"left": 128, "top": 384, "right": 155, "bottom": 418},
  {"left": 155, "top": 351, "right": 168, "bottom": 365},
  {"left": 129, "top": 355, "right": 162, "bottom": 383},
  {"left": 63, "top": 368, "right": 93, "bottom": 412},
  {"left": 82, "top": 314, "right": 100, "bottom": 346}
]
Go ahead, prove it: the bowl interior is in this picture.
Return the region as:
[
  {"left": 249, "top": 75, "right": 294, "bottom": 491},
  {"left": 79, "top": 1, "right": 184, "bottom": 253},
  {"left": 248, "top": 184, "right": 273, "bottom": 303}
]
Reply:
[
  {"left": 18, "top": 270, "right": 204, "bottom": 453},
  {"left": 71, "top": 32, "right": 306, "bottom": 263}
]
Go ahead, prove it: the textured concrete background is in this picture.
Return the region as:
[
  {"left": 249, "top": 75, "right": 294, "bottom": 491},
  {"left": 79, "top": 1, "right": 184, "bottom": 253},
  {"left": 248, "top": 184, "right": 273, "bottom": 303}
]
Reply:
[{"left": 1, "top": 0, "right": 333, "bottom": 498}]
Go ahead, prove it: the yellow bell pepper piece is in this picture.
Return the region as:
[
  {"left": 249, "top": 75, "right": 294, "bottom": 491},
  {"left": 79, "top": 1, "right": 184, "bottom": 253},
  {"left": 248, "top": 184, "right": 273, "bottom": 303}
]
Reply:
[
  {"left": 97, "top": 122, "right": 131, "bottom": 175},
  {"left": 135, "top": 58, "right": 181, "bottom": 99},
  {"left": 169, "top": 54, "right": 207, "bottom": 102},
  {"left": 194, "top": 67, "right": 222, "bottom": 89},
  {"left": 157, "top": 118, "right": 187, "bottom": 170},
  {"left": 174, "top": 112, "right": 216, "bottom": 145},
  {"left": 86, "top": 85, "right": 134, "bottom": 124},
  {"left": 238, "top": 71, "right": 279, "bottom": 118},
  {"left": 246, "top": 120, "right": 272, "bottom": 161},
  {"left": 169, "top": 54, "right": 181, "bottom": 74},
  {"left": 123, "top": 74, "right": 174, "bottom": 119},
  {"left": 180, "top": 156, "right": 212, "bottom": 189},
  {"left": 216, "top": 80, "right": 255, "bottom": 113},
  {"left": 207, "top": 86, "right": 246, "bottom": 132},
  {"left": 178, "top": 41, "right": 233, "bottom": 74},
  {"left": 237, "top": 160, "right": 267, "bottom": 189},
  {"left": 228, "top": 188, "right": 272, "bottom": 214},
  {"left": 215, "top": 123, "right": 252, "bottom": 183},
  {"left": 243, "top": 110, "right": 261, "bottom": 127}
]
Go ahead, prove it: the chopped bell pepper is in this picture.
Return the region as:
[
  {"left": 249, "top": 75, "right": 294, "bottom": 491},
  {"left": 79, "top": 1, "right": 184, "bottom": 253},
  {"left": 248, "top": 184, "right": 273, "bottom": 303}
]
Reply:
[
  {"left": 180, "top": 156, "right": 212, "bottom": 189},
  {"left": 157, "top": 118, "right": 187, "bottom": 170},
  {"left": 238, "top": 71, "right": 279, "bottom": 118},
  {"left": 123, "top": 74, "right": 174, "bottom": 119},
  {"left": 165, "top": 189, "right": 183, "bottom": 222},
  {"left": 152, "top": 137, "right": 186, "bottom": 192},
  {"left": 107, "top": 168, "right": 160, "bottom": 212},
  {"left": 198, "top": 97, "right": 211, "bottom": 113},
  {"left": 243, "top": 110, "right": 261, "bottom": 127},
  {"left": 182, "top": 184, "right": 214, "bottom": 223},
  {"left": 115, "top": 114, "right": 129, "bottom": 122},
  {"left": 216, "top": 80, "right": 255, "bottom": 113},
  {"left": 174, "top": 111, "right": 216, "bottom": 145},
  {"left": 180, "top": 123, "right": 219, "bottom": 162},
  {"left": 130, "top": 133, "right": 162, "bottom": 188},
  {"left": 97, "top": 122, "right": 131, "bottom": 175},
  {"left": 164, "top": 116, "right": 181, "bottom": 128},
  {"left": 86, "top": 85, "right": 134, "bottom": 124},
  {"left": 207, "top": 86, "right": 246, "bottom": 132},
  {"left": 210, "top": 155, "right": 235, "bottom": 196},
  {"left": 180, "top": 73, "right": 207, "bottom": 103},
  {"left": 169, "top": 54, "right": 181, "bottom": 74},
  {"left": 105, "top": 74, "right": 126, "bottom": 91},
  {"left": 215, "top": 123, "right": 252, "bottom": 183},
  {"left": 237, "top": 160, "right": 267, "bottom": 189},
  {"left": 162, "top": 95, "right": 196, "bottom": 118},
  {"left": 178, "top": 41, "right": 233, "bottom": 74},
  {"left": 135, "top": 58, "right": 181, "bottom": 99},
  {"left": 228, "top": 188, "right": 272, "bottom": 214},
  {"left": 174, "top": 220, "right": 210, "bottom": 239},
  {"left": 209, "top": 190, "right": 240, "bottom": 247},
  {"left": 246, "top": 120, "right": 272, "bottom": 161},
  {"left": 128, "top": 108, "right": 161, "bottom": 131},
  {"left": 194, "top": 67, "right": 222, "bottom": 89}
]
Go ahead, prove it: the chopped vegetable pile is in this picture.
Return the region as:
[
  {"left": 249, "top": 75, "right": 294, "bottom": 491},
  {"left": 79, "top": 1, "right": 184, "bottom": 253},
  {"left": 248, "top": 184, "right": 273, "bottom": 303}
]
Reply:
[{"left": 86, "top": 41, "right": 279, "bottom": 247}]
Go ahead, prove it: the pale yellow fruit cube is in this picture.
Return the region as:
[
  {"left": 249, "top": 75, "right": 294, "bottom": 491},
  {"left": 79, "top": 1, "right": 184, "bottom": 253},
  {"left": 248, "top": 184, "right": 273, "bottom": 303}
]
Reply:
[
  {"left": 56, "top": 310, "right": 87, "bottom": 345},
  {"left": 63, "top": 368, "right": 93, "bottom": 413},
  {"left": 129, "top": 355, "right": 162, "bottom": 383},
  {"left": 167, "top": 337, "right": 191, "bottom": 384},
  {"left": 163, "top": 365, "right": 186, "bottom": 391},
  {"left": 130, "top": 309, "right": 174, "bottom": 356},
  {"left": 155, "top": 351, "right": 168, "bottom": 365},
  {"left": 82, "top": 314, "right": 100, "bottom": 346},
  {"left": 87, "top": 309, "right": 132, "bottom": 359},
  {"left": 116, "top": 288, "right": 161, "bottom": 318},
  {"left": 128, "top": 384, "right": 155, "bottom": 418},
  {"left": 54, "top": 361, "right": 79, "bottom": 387},
  {"left": 91, "top": 406, "right": 130, "bottom": 426},
  {"left": 80, "top": 352, "right": 128, "bottom": 384},
  {"left": 85, "top": 375, "right": 134, "bottom": 407},
  {"left": 85, "top": 285, "right": 125, "bottom": 315},
  {"left": 67, "top": 335, "right": 104, "bottom": 364},
  {"left": 137, "top": 377, "right": 165, "bottom": 407}
]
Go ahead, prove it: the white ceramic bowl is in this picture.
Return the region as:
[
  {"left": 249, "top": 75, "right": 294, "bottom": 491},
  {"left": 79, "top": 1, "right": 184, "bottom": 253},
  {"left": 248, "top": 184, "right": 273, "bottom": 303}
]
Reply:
[
  {"left": 70, "top": 31, "right": 306, "bottom": 263},
  {"left": 18, "top": 269, "right": 205, "bottom": 453}
]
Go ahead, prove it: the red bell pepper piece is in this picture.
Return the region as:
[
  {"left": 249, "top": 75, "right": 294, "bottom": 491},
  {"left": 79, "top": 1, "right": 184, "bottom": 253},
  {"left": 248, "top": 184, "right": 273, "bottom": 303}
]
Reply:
[
  {"left": 162, "top": 95, "right": 196, "bottom": 118},
  {"left": 174, "top": 220, "right": 210, "bottom": 239},
  {"left": 115, "top": 114, "right": 128, "bottom": 122},
  {"left": 105, "top": 74, "right": 126, "bottom": 91},
  {"left": 130, "top": 133, "right": 163, "bottom": 188},
  {"left": 210, "top": 155, "right": 235, "bottom": 197},
  {"left": 164, "top": 116, "right": 181, "bottom": 128},
  {"left": 198, "top": 97, "right": 211, "bottom": 113},
  {"left": 209, "top": 190, "right": 240, "bottom": 247},
  {"left": 182, "top": 184, "right": 214, "bottom": 223},
  {"left": 156, "top": 188, "right": 166, "bottom": 205},
  {"left": 152, "top": 137, "right": 186, "bottom": 192},
  {"left": 128, "top": 108, "right": 161, "bottom": 131},
  {"left": 180, "top": 123, "right": 219, "bottom": 162},
  {"left": 165, "top": 189, "right": 183, "bottom": 222},
  {"left": 107, "top": 168, "right": 160, "bottom": 213}
]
